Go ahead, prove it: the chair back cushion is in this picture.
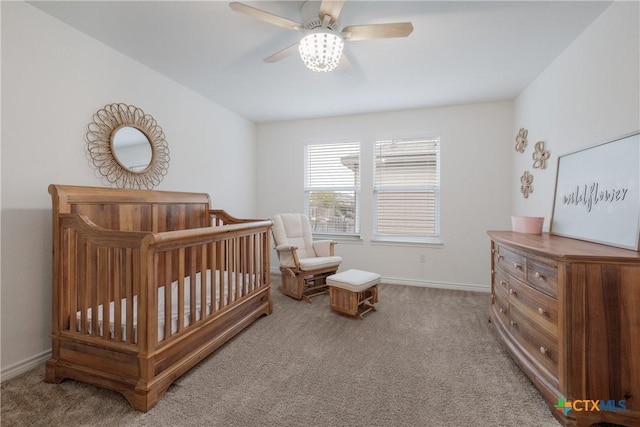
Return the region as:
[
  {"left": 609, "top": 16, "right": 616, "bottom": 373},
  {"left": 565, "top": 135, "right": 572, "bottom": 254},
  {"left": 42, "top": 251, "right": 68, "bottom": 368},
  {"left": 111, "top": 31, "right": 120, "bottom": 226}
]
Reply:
[{"left": 272, "top": 213, "right": 316, "bottom": 259}]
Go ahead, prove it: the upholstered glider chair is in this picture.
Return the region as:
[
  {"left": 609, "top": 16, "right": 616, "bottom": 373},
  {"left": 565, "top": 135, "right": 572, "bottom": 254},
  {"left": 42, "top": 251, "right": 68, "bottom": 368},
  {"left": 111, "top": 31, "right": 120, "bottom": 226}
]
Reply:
[{"left": 271, "top": 213, "right": 342, "bottom": 302}]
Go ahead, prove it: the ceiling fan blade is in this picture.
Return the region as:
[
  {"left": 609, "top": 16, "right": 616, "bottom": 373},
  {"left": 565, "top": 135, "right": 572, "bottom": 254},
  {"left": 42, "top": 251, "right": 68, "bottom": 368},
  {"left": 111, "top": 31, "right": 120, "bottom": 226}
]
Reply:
[
  {"left": 319, "top": 0, "right": 345, "bottom": 24},
  {"left": 342, "top": 22, "right": 414, "bottom": 41},
  {"left": 264, "top": 43, "right": 299, "bottom": 63},
  {"left": 229, "top": 2, "right": 302, "bottom": 31}
]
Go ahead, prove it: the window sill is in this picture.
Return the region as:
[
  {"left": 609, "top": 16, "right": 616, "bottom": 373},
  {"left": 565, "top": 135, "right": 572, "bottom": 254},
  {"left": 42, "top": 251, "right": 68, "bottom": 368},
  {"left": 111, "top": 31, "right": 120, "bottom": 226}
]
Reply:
[
  {"left": 312, "top": 234, "right": 363, "bottom": 244},
  {"left": 371, "top": 236, "right": 444, "bottom": 247}
]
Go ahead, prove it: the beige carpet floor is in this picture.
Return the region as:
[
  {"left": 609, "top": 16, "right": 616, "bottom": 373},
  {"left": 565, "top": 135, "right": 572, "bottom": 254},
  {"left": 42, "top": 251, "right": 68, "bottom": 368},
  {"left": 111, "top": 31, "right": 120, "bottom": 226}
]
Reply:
[{"left": 1, "top": 279, "right": 560, "bottom": 426}]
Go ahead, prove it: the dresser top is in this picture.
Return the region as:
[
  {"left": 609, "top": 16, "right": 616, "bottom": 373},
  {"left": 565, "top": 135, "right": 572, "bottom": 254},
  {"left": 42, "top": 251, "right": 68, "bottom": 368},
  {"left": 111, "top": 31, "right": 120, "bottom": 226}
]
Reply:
[{"left": 488, "top": 231, "right": 640, "bottom": 263}]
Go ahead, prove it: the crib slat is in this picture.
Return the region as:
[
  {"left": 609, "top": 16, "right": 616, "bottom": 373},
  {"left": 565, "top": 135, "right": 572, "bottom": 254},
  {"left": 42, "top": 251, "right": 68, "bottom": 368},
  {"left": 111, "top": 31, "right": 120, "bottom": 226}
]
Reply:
[
  {"left": 200, "top": 244, "right": 207, "bottom": 320},
  {"left": 164, "top": 251, "right": 172, "bottom": 340},
  {"left": 217, "top": 241, "right": 225, "bottom": 309},
  {"left": 90, "top": 242, "right": 99, "bottom": 338},
  {"left": 252, "top": 234, "right": 258, "bottom": 293},
  {"left": 67, "top": 229, "right": 78, "bottom": 334},
  {"left": 243, "top": 236, "right": 248, "bottom": 294},
  {"left": 227, "top": 240, "right": 233, "bottom": 304},
  {"left": 77, "top": 237, "right": 89, "bottom": 335},
  {"left": 189, "top": 246, "right": 196, "bottom": 325},
  {"left": 178, "top": 248, "right": 185, "bottom": 332},
  {"left": 253, "top": 233, "right": 259, "bottom": 292},
  {"left": 245, "top": 235, "right": 251, "bottom": 294},
  {"left": 125, "top": 248, "right": 134, "bottom": 344},
  {"left": 240, "top": 236, "right": 246, "bottom": 297},
  {"left": 209, "top": 241, "right": 218, "bottom": 312},
  {"left": 113, "top": 249, "right": 122, "bottom": 342},
  {"left": 99, "top": 247, "right": 110, "bottom": 339},
  {"left": 248, "top": 235, "right": 254, "bottom": 294},
  {"left": 234, "top": 238, "right": 239, "bottom": 300}
]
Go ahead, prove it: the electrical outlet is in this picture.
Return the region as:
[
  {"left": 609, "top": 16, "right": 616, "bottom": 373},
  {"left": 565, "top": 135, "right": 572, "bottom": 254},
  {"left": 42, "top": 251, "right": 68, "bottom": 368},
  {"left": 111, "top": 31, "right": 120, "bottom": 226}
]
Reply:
[{"left": 419, "top": 254, "right": 427, "bottom": 263}]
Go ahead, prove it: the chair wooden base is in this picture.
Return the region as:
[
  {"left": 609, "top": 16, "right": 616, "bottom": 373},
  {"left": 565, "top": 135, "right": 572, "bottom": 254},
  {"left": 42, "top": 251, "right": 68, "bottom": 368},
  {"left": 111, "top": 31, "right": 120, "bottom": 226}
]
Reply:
[{"left": 279, "top": 267, "right": 338, "bottom": 303}]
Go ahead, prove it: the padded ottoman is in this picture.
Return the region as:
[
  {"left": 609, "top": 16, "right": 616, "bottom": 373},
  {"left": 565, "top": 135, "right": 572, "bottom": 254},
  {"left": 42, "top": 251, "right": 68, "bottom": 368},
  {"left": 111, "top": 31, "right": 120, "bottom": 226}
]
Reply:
[{"left": 327, "top": 269, "right": 380, "bottom": 319}]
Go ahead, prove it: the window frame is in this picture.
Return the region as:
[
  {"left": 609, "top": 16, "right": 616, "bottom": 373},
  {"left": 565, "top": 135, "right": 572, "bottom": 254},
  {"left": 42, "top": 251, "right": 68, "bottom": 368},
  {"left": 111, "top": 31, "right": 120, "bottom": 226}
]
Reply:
[
  {"left": 304, "top": 141, "right": 361, "bottom": 238},
  {"left": 372, "top": 136, "right": 442, "bottom": 245}
]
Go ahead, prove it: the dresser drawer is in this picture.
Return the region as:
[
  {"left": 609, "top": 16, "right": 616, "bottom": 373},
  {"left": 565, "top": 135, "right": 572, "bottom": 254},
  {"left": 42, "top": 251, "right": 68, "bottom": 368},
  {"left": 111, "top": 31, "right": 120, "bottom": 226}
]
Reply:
[
  {"left": 526, "top": 256, "right": 558, "bottom": 298},
  {"left": 495, "top": 245, "right": 527, "bottom": 281},
  {"left": 509, "top": 304, "right": 559, "bottom": 381},
  {"left": 508, "top": 277, "right": 558, "bottom": 338},
  {"left": 493, "top": 268, "right": 510, "bottom": 295},
  {"left": 491, "top": 287, "right": 509, "bottom": 330}
]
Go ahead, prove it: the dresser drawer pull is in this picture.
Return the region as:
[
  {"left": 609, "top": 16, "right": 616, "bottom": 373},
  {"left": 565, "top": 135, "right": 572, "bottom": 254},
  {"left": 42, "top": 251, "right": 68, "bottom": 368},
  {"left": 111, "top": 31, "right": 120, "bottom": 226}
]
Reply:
[
  {"left": 510, "top": 320, "right": 517, "bottom": 327},
  {"left": 500, "top": 280, "right": 508, "bottom": 287},
  {"left": 499, "top": 308, "right": 507, "bottom": 314},
  {"left": 509, "top": 288, "right": 517, "bottom": 296},
  {"left": 513, "top": 262, "right": 523, "bottom": 270},
  {"left": 539, "top": 346, "right": 548, "bottom": 355},
  {"left": 538, "top": 307, "right": 546, "bottom": 316},
  {"left": 534, "top": 271, "right": 546, "bottom": 280}
]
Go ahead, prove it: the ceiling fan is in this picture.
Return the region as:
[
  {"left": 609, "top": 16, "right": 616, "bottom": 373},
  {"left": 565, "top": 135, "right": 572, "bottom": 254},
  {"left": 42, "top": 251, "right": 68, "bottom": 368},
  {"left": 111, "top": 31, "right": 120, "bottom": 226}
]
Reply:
[{"left": 229, "top": 0, "right": 414, "bottom": 72}]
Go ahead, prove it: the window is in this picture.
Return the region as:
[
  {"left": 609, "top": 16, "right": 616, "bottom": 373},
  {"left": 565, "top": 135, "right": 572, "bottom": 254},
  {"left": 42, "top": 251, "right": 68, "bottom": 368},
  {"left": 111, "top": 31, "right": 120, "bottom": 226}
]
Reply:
[
  {"left": 374, "top": 137, "right": 440, "bottom": 242},
  {"left": 305, "top": 142, "right": 360, "bottom": 236}
]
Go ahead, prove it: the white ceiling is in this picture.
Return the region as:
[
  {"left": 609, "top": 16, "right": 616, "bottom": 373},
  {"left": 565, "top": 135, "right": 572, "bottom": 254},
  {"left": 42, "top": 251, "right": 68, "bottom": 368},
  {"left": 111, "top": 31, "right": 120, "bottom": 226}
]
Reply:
[{"left": 29, "top": 1, "right": 612, "bottom": 123}]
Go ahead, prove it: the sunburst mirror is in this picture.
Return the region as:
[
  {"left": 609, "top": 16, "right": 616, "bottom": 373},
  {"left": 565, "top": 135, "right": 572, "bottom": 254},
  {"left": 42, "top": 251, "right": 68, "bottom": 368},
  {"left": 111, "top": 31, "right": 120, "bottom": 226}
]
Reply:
[{"left": 86, "top": 103, "right": 170, "bottom": 189}]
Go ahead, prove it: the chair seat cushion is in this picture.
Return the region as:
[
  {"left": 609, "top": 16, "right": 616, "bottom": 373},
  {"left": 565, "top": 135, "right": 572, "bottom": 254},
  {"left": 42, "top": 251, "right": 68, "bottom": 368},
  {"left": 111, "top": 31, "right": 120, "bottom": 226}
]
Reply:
[
  {"left": 327, "top": 269, "right": 381, "bottom": 292},
  {"left": 299, "top": 256, "right": 343, "bottom": 271}
]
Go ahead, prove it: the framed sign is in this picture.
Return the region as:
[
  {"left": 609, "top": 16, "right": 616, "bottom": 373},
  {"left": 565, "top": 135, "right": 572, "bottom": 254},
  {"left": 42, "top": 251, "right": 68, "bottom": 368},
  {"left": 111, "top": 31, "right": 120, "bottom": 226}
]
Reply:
[{"left": 550, "top": 132, "right": 640, "bottom": 251}]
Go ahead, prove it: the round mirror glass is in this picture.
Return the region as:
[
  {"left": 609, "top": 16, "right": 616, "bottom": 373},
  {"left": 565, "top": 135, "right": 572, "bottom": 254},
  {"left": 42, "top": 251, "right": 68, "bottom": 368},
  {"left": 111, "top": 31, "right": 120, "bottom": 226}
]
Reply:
[{"left": 111, "top": 126, "right": 153, "bottom": 172}]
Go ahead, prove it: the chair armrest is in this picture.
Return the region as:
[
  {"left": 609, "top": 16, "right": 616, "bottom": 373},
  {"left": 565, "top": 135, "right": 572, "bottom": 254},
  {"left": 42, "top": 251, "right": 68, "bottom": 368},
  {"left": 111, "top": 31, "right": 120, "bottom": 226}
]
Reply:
[
  {"left": 274, "top": 245, "right": 301, "bottom": 269},
  {"left": 312, "top": 240, "right": 336, "bottom": 257}
]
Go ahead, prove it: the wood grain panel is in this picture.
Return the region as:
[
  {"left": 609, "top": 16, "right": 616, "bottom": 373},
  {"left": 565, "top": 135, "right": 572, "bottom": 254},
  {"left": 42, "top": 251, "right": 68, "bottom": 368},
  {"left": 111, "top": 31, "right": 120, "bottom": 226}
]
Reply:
[
  {"left": 509, "top": 276, "right": 558, "bottom": 337},
  {"left": 488, "top": 231, "right": 640, "bottom": 426},
  {"left": 47, "top": 184, "right": 272, "bottom": 412}
]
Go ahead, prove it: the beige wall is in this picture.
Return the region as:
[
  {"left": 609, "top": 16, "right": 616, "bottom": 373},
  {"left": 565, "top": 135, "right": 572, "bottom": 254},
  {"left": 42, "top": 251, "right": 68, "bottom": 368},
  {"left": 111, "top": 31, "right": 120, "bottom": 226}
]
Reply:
[
  {"left": 256, "top": 101, "right": 514, "bottom": 290},
  {"left": 1, "top": 2, "right": 256, "bottom": 378},
  {"left": 513, "top": 1, "right": 639, "bottom": 226}
]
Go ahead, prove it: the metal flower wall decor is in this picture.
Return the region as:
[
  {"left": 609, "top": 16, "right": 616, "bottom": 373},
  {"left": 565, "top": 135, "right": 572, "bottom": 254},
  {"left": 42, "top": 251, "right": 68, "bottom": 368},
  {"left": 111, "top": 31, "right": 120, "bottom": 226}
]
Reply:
[
  {"left": 520, "top": 170, "right": 534, "bottom": 198},
  {"left": 515, "top": 128, "right": 528, "bottom": 153},
  {"left": 513, "top": 128, "right": 552, "bottom": 198},
  {"left": 532, "top": 140, "right": 551, "bottom": 169}
]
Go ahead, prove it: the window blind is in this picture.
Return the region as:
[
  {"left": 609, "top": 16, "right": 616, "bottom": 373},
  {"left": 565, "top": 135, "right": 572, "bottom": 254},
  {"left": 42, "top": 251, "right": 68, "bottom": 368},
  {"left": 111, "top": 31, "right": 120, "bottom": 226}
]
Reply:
[
  {"left": 305, "top": 142, "right": 360, "bottom": 235},
  {"left": 374, "top": 137, "right": 440, "bottom": 238}
]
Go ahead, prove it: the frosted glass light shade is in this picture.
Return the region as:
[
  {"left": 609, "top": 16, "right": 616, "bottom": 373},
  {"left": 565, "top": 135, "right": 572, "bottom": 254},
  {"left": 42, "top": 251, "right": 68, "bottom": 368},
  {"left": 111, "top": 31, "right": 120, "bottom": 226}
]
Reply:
[{"left": 298, "top": 31, "right": 344, "bottom": 72}]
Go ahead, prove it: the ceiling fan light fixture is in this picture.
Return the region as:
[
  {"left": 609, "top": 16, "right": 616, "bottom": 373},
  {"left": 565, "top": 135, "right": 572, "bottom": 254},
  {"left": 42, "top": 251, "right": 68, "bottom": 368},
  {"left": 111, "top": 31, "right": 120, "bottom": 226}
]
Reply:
[{"left": 298, "top": 30, "right": 344, "bottom": 72}]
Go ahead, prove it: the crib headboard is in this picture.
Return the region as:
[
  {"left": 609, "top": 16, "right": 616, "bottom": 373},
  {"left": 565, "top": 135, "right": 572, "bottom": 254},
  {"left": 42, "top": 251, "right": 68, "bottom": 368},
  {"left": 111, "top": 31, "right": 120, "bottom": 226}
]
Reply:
[{"left": 49, "top": 184, "right": 212, "bottom": 232}]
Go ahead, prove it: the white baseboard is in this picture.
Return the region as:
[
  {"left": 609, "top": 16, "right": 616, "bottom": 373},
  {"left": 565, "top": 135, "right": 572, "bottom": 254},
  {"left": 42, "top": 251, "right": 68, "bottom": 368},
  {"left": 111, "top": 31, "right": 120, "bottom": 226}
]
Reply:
[
  {"left": 1, "top": 349, "right": 50, "bottom": 383},
  {"left": 269, "top": 269, "right": 489, "bottom": 293},
  {"left": 381, "top": 276, "right": 490, "bottom": 293}
]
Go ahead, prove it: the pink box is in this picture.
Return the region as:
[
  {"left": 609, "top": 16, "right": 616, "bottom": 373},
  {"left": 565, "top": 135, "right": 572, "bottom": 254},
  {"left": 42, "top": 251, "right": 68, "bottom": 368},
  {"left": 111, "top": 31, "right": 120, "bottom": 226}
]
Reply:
[{"left": 511, "top": 216, "right": 544, "bottom": 234}]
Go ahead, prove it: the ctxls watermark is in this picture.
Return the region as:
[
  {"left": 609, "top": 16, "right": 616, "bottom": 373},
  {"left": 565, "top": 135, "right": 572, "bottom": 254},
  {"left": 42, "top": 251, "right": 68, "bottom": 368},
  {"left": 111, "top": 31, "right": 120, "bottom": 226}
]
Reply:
[{"left": 555, "top": 398, "right": 626, "bottom": 416}]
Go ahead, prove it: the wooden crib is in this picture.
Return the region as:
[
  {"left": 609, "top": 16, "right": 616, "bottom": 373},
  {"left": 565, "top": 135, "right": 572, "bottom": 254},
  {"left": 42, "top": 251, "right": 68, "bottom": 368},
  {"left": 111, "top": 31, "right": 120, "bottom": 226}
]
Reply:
[{"left": 45, "top": 184, "right": 272, "bottom": 412}]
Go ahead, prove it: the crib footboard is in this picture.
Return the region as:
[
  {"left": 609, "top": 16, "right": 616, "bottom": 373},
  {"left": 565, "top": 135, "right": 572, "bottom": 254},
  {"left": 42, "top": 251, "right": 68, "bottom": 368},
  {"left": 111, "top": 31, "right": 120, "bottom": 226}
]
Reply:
[{"left": 46, "top": 209, "right": 272, "bottom": 412}]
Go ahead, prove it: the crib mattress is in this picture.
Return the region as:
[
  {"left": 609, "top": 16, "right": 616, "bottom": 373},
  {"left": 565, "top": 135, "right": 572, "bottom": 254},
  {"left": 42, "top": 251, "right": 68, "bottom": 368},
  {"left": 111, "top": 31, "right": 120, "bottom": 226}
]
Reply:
[{"left": 78, "top": 270, "right": 245, "bottom": 342}]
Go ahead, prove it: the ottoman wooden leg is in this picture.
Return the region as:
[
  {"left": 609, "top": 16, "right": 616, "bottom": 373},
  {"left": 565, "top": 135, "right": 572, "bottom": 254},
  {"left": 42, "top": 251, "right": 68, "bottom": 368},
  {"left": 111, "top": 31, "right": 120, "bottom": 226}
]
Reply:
[
  {"left": 329, "top": 285, "right": 378, "bottom": 319},
  {"left": 356, "top": 287, "right": 377, "bottom": 319}
]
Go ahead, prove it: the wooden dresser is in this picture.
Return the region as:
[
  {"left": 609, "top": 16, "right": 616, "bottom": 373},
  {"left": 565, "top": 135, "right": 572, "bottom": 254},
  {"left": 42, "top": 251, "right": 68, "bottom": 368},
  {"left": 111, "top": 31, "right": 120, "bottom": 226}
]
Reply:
[{"left": 488, "top": 231, "right": 640, "bottom": 427}]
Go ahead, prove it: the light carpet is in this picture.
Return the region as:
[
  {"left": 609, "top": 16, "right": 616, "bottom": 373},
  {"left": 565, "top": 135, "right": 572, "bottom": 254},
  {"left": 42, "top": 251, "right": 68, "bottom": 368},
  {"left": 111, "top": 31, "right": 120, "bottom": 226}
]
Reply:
[{"left": 1, "top": 279, "right": 560, "bottom": 426}]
